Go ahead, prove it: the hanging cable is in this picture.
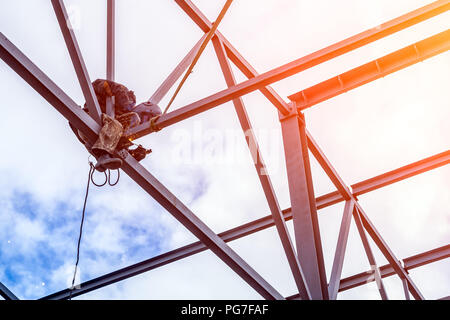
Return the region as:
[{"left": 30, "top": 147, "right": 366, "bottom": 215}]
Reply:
[
  {"left": 69, "top": 162, "right": 94, "bottom": 300},
  {"left": 69, "top": 160, "right": 120, "bottom": 300}
]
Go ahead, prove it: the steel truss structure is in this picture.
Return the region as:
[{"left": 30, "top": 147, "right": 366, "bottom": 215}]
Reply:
[{"left": 0, "top": 0, "right": 449, "bottom": 300}]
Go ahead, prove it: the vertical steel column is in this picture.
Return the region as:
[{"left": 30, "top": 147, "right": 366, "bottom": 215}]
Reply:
[
  {"left": 212, "top": 36, "right": 310, "bottom": 299},
  {"left": 279, "top": 109, "right": 327, "bottom": 299},
  {"left": 119, "top": 156, "right": 285, "bottom": 300},
  {"left": 106, "top": 0, "right": 115, "bottom": 81},
  {"left": 106, "top": 0, "right": 115, "bottom": 117},
  {"left": 51, "top": 0, "right": 102, "bottom": 124},
  {"left": 352, "top": 207, "right": 388, "bottom": 300},
  {"left": 328, "top": 200, "right": 355, "bottom": 299}
]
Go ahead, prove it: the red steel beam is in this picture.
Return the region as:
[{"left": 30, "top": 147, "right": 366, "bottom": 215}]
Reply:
[
  {"left": 126, "top": 0, "right": 450, "bottom": 139},
  {"left": 289, "top": 30, "right": 450, "bottom": 109},
  {"left": 352, "top": 150, "right": 450, "bottom": 196},
  {"left": 343, "top": 244, "right": 450, "bottom": 292}
]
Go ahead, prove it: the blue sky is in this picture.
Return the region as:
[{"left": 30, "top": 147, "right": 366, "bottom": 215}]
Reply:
[{"left": 0, "top": 0, "right": 449, "bottom": 299}]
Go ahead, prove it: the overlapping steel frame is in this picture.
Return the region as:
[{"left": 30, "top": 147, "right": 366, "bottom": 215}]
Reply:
[{"left": 0, "top": 0, "right": 448, "bottom": 300}]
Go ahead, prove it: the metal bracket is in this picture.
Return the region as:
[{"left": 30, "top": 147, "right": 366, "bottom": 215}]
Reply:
[
  {"left": 117, "top": 148, "right": 129, "bottom": 160},
  {"left": 278, "top": 102, "right": 297, "bottom": 121},
  {"left": 278, "top": 102, "right": 306, "bottom": 127}
]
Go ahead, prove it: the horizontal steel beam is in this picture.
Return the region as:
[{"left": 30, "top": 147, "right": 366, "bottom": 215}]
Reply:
[
  {"left": 288, "top": 244, "right": 449, "bottom": 299},
  {"left": 0, "top": 282, "right": 18, "bottom": 300},
  {"left": 0, "top": 32, "right": 283, "bottom": 301},
  {"left": 319, "top": 150, "right": 450, "bottom": 206},
  {"left": 127, "top": 0, "right": 450, "bottom": 139},
  {"left": 289, "top": 30, "right": 450, "bottom": 108},
  {"left": 41, "top": 150, "right": 449, "bottom": 299},
  {"left": 352, "top": 150, "right": 450, "bottom": 196},
  {"left": 41, "top": 214, "right": 289, "bottom": 300},
  {"left": 342, "top": 244, "right": 450, "bottom": 292},
  {"left": 403, "top": 244, "right": 450, "bottom": 270}
]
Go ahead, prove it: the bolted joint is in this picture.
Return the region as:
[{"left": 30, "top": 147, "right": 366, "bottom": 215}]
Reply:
[
  {"left": 400, "top": 260, "right": 410, "bottom": 274},
  {"left": 117, "top": 148, "right": 129, "bottom": 160},
  {"left": 278, "top": 101, "right": 305, "bottom": 126}
]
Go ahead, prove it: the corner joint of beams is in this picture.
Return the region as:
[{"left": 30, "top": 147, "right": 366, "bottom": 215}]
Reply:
[
  {"left": 399, "top": 259, "right": 410, "bottom": 275},
  {"left": 278, "top": 102, "right": 304, "bottom": 124}
]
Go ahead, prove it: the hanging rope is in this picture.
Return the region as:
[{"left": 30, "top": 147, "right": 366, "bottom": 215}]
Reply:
[
  {"left": 69, "top": 160, "right": 120, "bottom": 300},
  {"left": 162, "top": 0, "right": 234, "bottom": 115}
]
